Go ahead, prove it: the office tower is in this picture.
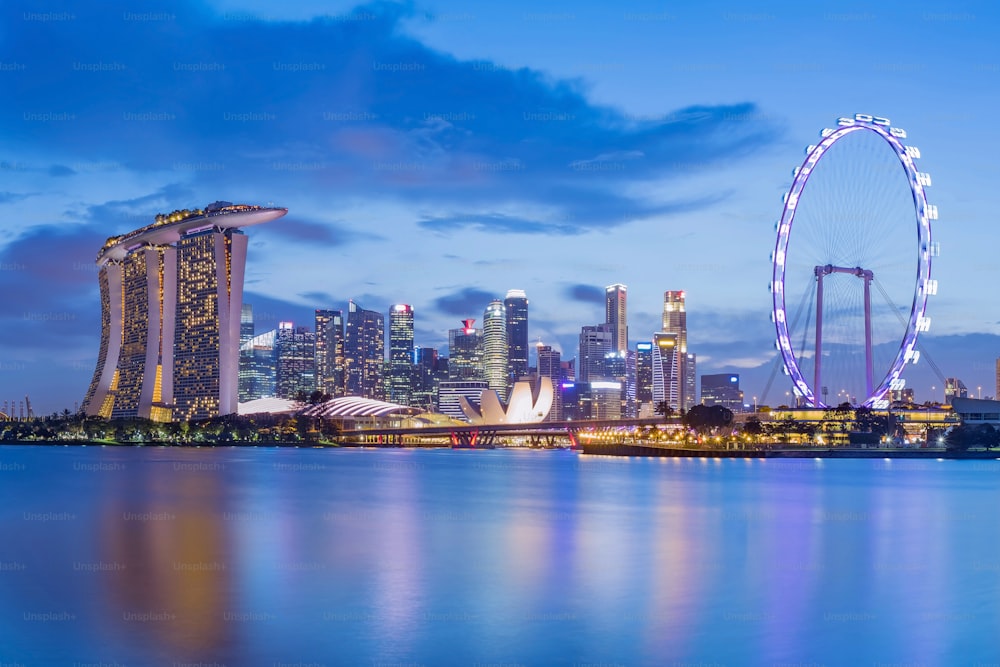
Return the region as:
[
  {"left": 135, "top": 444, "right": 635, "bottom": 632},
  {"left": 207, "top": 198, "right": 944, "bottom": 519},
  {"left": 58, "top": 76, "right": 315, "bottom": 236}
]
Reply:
[
  {"left": 314, "top": 309, "right": 344, "bottom": 396},
  {"left": 239, "top": 329, "right": 277, "bottom": 400},
  {"left": 238, "top": 305, "right": 255, "bottom": 402},
  {"left": 275, "top": 323, "right": 316, "bottom": 399},
  {"left": 603, "top": 350, "right": 629, "bottom": 419},
  {"left": 636, "top": 342, "right": 654, "bottom": 416},
  {"left": 536, "top": 344, "right": 563, "bottom": 421},
  {"left": 652, "top": 332, "right": 680, "bottom": 411},
  {"left": 505, "top": 289, "right": 529, "bottom": 388},
  {"left": 389, "top": 304, "right": 415, "bottom": 405},
  {"left": 625, "top": 349, "right": 637, "bottom": 418},
  {"left": 449, "top": 319, "right": 484, "bottom": 381},
  {"left": 578, "top": 323, "right": 614, "bottom": 383},
  {"left": 944, "top": 377, "right": 968, "bottom": 404},
  {"left": 240, "top": 304, "right": 254, "bottom": 347},
  {"left": 413, "top": 346, "right": 441, "bottom": 411},
  {"left": 684, "top": 353, "right": 697, "bottom": 411},
  {"left": 605, "top": 283, "right": 628, "bottom": 353},
  {"left": 579, "top": 381, "right": 623, "bottom": 421},
  {"left": 483, "top": 300, "right": 508, "bottom": 394},
  {"left": 82, "top": 202, "right": 285, "bottom": 420},
  {"left": 661, "top": 290, "right": 689, "bottom": 410},
  {"left": 345, "top": 301, "right": 385, "bottom": 399},
  {"left": 701, "top": 374, "right": 744, "bottom": 413}
]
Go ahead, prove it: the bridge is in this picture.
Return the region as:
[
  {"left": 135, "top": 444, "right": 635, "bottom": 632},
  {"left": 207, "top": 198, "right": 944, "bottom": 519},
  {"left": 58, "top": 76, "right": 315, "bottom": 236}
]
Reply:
[{"left": 335, "top": 417, "right": 685, "bottom": 448}]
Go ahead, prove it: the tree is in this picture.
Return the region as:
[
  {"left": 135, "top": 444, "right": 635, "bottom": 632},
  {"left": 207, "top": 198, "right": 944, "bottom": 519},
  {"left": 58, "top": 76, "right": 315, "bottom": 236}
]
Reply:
[
  {"left": 945, "top": 425, "right": 972, "bottom": 451},
  {"left": 308, "top": 390, "right": 330, "bottom": 405},
  {"left": 976, "top": 424, "right": 1000, "bottom": 449},
  {"left": 684, "top": 404, "right": 734, "bottom": 435},
  {"left": 853, "top": 406, "right": 889, "bottom": 435},
  {"left": 742, "top": 417, "right": 764, "bottom": 441},
  {"left": 654, "top": 401, "right": 676, "bottom": 420}
]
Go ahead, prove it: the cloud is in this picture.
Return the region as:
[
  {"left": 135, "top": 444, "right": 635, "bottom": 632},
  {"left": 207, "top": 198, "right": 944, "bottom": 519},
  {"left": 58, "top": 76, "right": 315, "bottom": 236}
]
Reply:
[
  {"left": 0, "top": 0, "right": 780, "bottom": 240},
  {"left": 432, "top": 287, "right": 497, "bottom": 317},
  {"left": 0, "top": 224, "right": 103, "bottom": 351},
  {"left": 565, "top": 284, "right": 604, "bottom": 305},
  {"left": 48, "top": 164, "right": 75, "bottom": 177},
  {"left": 0, "top": 192, "right": 34, "bottom": 204},
  {"left": 257, "top": 216, "right": 383, "bottom": 246},
  {"left": 419, "top": 213, "right": 576, "bottom": 235}
]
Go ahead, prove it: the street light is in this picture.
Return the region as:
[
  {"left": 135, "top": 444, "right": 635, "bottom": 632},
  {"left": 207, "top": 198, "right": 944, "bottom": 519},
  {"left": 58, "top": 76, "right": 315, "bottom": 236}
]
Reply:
[
  {"left": 753, "top": 396, "right": 757, "bottom": 412},
  {"left": 978, "top": 386, "right": 982, "bottom": 399}
]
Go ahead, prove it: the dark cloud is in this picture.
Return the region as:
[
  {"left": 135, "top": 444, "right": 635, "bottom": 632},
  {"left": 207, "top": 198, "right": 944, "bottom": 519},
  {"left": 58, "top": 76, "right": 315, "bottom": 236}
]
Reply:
[
  {"left": 432, "top": 287, "right": 497, "bottom": 317},
  {"left": 0, "top": 191, "right": 33, "bottom": 204},
  {"left": 0, "top": 224, "right": 103, "bottom": 354},
  {"left": 257, "top": 216, "right": 383, "bottom": 246},
  {"left": 77, "top": 184, "right": 198, "bottom": 235},
  {"left": 48, "top": 164, "right": 75, "bottom": 177},
  {"left": 0, "top": 0, "right": 780, "bottom": 238},
  {"left": 565, "top": 284, "right": 604, "bottom": 305}
]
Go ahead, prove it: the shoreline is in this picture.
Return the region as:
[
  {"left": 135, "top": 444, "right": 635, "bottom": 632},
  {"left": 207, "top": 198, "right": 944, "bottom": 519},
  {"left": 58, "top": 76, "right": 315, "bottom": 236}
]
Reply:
[
  {"left": 580, "top": 443, "right": 999, "bottom": 459},
  {"left": 1, "top": 440, "right": 998, "bottom": 459}
]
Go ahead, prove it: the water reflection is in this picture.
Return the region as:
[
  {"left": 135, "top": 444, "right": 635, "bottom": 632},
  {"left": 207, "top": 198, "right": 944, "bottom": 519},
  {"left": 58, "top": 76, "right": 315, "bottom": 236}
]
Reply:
[{"left": 2, "top": 447, "right": 1000, "bottom": 665}]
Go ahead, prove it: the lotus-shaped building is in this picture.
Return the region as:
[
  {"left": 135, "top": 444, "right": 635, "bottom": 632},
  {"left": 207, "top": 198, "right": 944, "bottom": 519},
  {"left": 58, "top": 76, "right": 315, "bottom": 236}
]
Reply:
[{"left": 459, "top": 376, "right": 553, "bottom": 425}]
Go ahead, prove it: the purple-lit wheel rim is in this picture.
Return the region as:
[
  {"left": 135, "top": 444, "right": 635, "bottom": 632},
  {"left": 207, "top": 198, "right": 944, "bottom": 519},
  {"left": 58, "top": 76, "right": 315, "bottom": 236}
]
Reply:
[{"left": 771, "top": 117, "right": 934, "bottom": 408}]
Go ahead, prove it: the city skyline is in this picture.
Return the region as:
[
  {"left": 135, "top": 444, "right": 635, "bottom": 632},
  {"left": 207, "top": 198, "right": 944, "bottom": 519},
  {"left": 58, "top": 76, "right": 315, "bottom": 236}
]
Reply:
[{"left": 1, "top": 0, "right": 999, "bottom": 413}]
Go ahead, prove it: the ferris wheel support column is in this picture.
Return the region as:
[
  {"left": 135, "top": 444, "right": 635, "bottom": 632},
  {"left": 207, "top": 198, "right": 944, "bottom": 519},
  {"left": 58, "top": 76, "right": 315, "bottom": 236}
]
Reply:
[
  {"left": 814, "top": 266, "right": 824, "bottom": 408},
  {"left": 863, "top": 272, "right": 874, "bottom": 398}
]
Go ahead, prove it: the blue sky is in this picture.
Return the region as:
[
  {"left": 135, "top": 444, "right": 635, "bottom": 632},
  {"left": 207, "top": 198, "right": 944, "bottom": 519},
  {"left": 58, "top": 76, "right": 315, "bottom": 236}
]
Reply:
[{"left": 1, "top": 0, "right": 997, "bottom": 414}]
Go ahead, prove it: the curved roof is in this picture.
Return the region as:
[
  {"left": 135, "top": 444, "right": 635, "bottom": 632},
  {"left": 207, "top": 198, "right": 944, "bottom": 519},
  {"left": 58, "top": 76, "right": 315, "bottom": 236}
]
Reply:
[
  {"left": 301, "top": 396, "right": 421, "bottom": 418},
  {"left": 97, "top": 203, "right": 287, "bottom": 266}
]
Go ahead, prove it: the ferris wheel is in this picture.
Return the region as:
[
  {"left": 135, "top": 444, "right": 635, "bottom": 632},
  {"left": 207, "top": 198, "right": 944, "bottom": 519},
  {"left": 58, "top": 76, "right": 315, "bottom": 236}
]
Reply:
[{"left": 770, "top": 114, "right": 937, "bottom": 409}]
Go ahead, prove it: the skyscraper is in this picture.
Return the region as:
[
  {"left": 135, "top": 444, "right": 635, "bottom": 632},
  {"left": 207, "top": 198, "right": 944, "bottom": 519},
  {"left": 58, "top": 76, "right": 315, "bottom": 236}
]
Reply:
[
  {"left": 240, "top": 304, "right": 255, "bottom": 346},
  {"left": 504, "top": 289, "right": 529, "bottom": 388},
  {"left": 82, "top": 202, "right": 286, "bottom": 421},
  {"left": 635, "top": 342, "right": 654, "bottom": 417},
  {"left": 661, "top": 290, "right": 690, "bottom": 410},
  {"left": 389, "top": 304, "right": 415, "bottom": 405},
  {"left": 314, "top": 309, "right": 344, "bottom": 396},
  {"left": 536, "top": 344, "right": 562, "bottom": 421},
  {"left": 239, "top": 329, "right": 277, "bottom": 400},
  {"left": 685, "top": 352, "right": 697, "bottom": 411},
  {"left": 345, "top": 301, "right": 385, "bottom": 399},
  {"left": 605, "top": 283, "right": 628, "bottom": 354},
  {"left": 652, "top": 332, "right": 680, "bottom": 411},
  {"left": 274, "top": 322, "right": 316, "bottom": 399},
  {"left": 578, "top": 323, "right": 614, "bottom": 383},
  {"left": 413, "top": 346, "right": 443, "bottom": 411},
  {"left": 238, "top": 304, "right": 255, "bottom": 402},
  {"left": 483, "top": 299, "right": 508, "bottom": 394},
  {"left": 449, "top": 320, "right": 484, "bottom": 381}
]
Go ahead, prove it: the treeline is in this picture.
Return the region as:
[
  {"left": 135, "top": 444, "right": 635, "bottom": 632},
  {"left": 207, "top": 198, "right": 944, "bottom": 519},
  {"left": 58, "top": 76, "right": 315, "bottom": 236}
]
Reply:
[{"left": 0, "top": 411, "right": 340, "bottom": 445}]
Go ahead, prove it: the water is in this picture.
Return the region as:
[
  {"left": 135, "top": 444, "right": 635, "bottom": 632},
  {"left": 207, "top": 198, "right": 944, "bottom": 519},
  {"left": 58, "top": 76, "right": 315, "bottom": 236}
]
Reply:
[{"left": 1, "top": 446, "right": 999, "bottom": 666}]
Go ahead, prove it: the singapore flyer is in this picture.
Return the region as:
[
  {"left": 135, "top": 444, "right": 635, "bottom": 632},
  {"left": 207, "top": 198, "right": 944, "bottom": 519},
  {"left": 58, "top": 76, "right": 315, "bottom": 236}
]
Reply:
[{"left": 771, "top": 114, "right": 937, "bottom": 409}]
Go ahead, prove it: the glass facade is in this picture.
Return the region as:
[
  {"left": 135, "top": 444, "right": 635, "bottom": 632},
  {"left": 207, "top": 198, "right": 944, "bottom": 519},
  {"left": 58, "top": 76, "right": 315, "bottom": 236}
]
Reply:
[
  {"left": 345, "top": 301, "right": 385, "bottom": 399},
  {"left": 389, "top": 305, "right": 415, "bottom": 405},
  {"left": 504, "top": 289, "right": 529, "bottom": 389},
  {"left": 482, "top": 300, "right": 508, "bottom": 395}
]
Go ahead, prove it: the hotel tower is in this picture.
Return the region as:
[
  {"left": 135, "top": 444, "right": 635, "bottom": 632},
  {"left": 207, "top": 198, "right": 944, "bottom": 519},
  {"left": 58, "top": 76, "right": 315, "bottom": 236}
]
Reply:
[{"left": 82, "top": 201, "right": 286, "bottom": 421}]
